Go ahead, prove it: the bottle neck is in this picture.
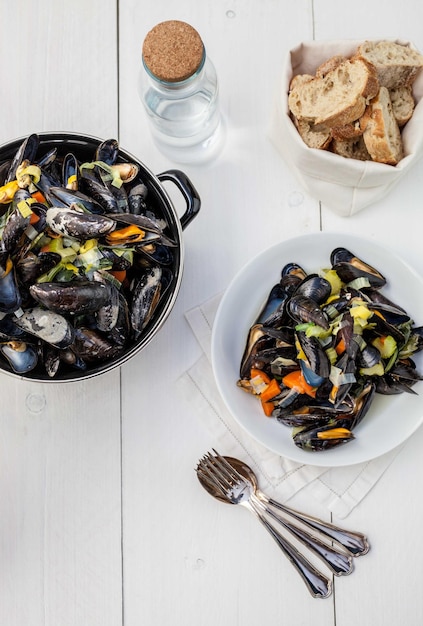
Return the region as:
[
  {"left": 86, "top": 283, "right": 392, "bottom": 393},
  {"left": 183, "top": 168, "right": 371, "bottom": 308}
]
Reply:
[{"left": 142, "top": 49, "right": 206, "bottom": 90}]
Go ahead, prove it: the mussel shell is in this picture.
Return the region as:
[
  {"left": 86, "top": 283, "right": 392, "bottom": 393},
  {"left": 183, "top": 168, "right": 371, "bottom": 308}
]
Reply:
[
  {"left": 296, "top": 331, "right": 331, "bottom": 378},
  {"left": 29, "top": 280, "right": 113, "bottom": 315},
  {"left": 0, "top": 341, "right": 38, "bottom": 374},
  {"left": 1, "top": 205, "right": 32, "bottom": 253},
  {"left": 293, "top": 420, "right": 354, "bottom": 451},
  {"left": 134, "top": 243, "right": 174, "bottom": 267},
  {"left": 357, "top": 343, "right": 382, "bottom": 369},
  {"left": 14, "top": 307, "right": 75, "bottom": 349},
  {"left": 62, "top": 153, "right": 80, "bottom": 190},
  {"left": 93, "top": 272, "right": 120, "bottom": 332},
  {"left": 346, "top": 381, "right": 376, "bottom": 430},
  {"left": 330, "top": 247, "right": 386, "bottom": 288},
  {"left": 36, "top": 147, "right": 58, "bottom": 169},
  {"left": 95, "top": 138, "right": 119, "bottom": 165},
  {"left": 46, "top": 207, "right": 116, "bottom": 239},
  {"left": 16, "top": 251, "right": 61, "bottom": 285},
  {"left": 100, "top": 248, "right": 132, "bottom": 272},
  {"left": 0, "top": 315, "right": 34, "bottom": 342},
  {"left": 72, "top": 327, "right": 123, "bottom": 362},
  {"left": 0, "top": 160, "right": 11, "bottom": 186},
  {"left": 281, "top": 262, "right": 307, "bottom": 280},
  {"left": 130, "top": 266, "right": 162, "bottom": 336},
  {"left": 128, "top": 183, "right": 148, "bottom": 215},
  {"left": 275, "top": 410, "right": 332, "bottom": 428},
  {"left": 287, "top": 294, "right": 330, "bottom": 329},
  {"left": 0, "top": 262, "right": 22, "bottom": 313},
  {"left": 49, "top": 186, "right": 106, "bottom": 215},
  {"left": 257, "top": 284, "right": 289, "bottom": 325},
  {"left": 107, "top": 292, "right": 131, "bottom": 346},
  {"left": 294, "top": 274, "right": 332, "bottom": 304},
  {"left": 107, "top": 212, "right": 175, "bottom": 243},
  {"left": 107, "top": 183, "right": 129, "bottom": 214},
  {"left": 239, "top": 324, "right": 273, "bottom": 379},
  {"left": 367, "top": 302, "right": 411, "bottom": 325},
  {"left": 79, "top": 176, "right": 119, "bottom": 213},
  {"left": 5, "top": 133, "right": 39, "bottom": 184}
]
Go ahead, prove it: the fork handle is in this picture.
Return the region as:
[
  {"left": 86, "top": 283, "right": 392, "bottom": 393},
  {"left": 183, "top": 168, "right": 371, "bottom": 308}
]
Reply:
[
  {"left": 252, "top": 495, "right": 353, "bottom": 576},
  {"left": 248, "top": 502, "right": 332, "bottom": 599},
  {"left": 262, "top": 494, "right": 369, "bottom": 557}
]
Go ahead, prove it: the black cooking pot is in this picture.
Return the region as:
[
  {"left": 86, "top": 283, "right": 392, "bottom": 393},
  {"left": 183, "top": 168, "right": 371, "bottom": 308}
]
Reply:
[{"left": 0, "top": 132, "right": 200, "bottom": 381}]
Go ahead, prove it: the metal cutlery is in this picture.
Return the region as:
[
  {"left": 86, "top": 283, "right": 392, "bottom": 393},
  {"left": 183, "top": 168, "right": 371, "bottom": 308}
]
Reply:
[{"left": 196, "top": 449, "right": 370, "bottom": 598}]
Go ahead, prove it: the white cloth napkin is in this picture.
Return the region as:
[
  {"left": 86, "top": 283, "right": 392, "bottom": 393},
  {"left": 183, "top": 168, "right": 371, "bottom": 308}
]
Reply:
[
  {"left": 177, "top": 293, "right": 404, "bottom": 519},
  {"left": 267, "top": 39, "right": 423, "bottom": 216}
]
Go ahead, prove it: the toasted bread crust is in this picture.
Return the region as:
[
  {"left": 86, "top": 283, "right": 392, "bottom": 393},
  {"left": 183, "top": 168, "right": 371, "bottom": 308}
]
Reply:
[{"left": 361, "top": 86, "right": 403, "bottom": 165}]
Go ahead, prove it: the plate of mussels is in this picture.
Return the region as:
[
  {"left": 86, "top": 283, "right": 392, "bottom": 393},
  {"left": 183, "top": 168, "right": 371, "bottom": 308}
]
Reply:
[{"left": 211, "top": 232, "right": 423, "bottom": 467}]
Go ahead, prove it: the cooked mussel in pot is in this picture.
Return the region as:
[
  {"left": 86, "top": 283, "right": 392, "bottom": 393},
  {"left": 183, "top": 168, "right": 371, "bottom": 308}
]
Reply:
[{"left": 0, "top": 132, "right": 200, "bottom": 380}]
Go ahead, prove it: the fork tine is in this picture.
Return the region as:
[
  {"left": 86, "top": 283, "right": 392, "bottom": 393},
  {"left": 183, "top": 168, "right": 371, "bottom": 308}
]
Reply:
[
  {"left": 196, "top": 463, "right": 228, "bottom": 498},
  {"left": 203, "top": 453, "right": 235, "bottom": 491},
  {"left": 211, "top": 449, "right": 246, "bottom": 483},
  {"left": 197, "top": 451, "right": 238, "bottom": 495}
]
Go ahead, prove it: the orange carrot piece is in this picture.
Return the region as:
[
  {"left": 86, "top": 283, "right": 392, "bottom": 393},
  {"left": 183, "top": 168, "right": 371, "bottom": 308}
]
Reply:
[
  {"left": 31, "top": 190, "right": 46, "bottom": 204},
  {"left": 261, "top": 398, "right": 274, "bottom": 417},
  {"left": 335, "top": 337, "right": 346, "bottom": 355},
  {"left": 282, "top": 369, "right": 317, "bottom": 398},
  {"left": 260, "top": 378, "right": 281, "bottom": 402},
  {"left": 29, "top": 211, "right": 40, "bottom": 224},
  {"left": 250, "top": 368, "right": 271, "bottom": 384}
]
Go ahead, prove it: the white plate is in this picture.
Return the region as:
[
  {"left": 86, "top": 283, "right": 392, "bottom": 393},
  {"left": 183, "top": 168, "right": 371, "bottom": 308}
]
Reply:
[{"left": 211, "top": 232, "right": 423, "bottom": 467}]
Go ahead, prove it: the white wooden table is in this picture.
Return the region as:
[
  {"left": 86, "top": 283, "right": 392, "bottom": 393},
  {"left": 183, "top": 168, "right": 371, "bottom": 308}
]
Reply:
[{"left": 1, "top": 1, "right": 423, "bottom": 624}]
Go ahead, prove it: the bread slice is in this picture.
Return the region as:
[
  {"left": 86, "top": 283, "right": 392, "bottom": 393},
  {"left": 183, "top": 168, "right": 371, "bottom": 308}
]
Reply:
[
  {"left": 361, "top": 86, "right": 403, "bottom": 165},
  {"left": 332, "top": 136, "right": 370, "bottom": 161},
  {"left": 355, "top": 40, "right": 423, "bottom": 88},
  {"left": 331, "top": 120, "right": 363, "bottom": 140},
  {"left": 389, "top": 85, "right": 415, "bottom": 126},
  {"left": 289, "top": 73, "right": 314, "bottom": 90},
  {"left": 315, "top": 55, "right": 347, "bottom": 78},
  {"left": 293, "top": 117, "right": 332, "bottom": 149},
  {"left": 288, "top": 58, "right": 379, "bottom": 127}
]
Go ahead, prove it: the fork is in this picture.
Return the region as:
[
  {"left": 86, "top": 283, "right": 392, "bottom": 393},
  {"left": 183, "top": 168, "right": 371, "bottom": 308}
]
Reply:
[{"left": 197, "top": 451, "right": 334, "bottom": 598}]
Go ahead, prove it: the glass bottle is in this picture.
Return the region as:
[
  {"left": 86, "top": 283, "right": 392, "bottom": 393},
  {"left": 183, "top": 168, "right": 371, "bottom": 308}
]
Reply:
[{"left": 139, "top": 20, "right": 225, "bottom": 164}]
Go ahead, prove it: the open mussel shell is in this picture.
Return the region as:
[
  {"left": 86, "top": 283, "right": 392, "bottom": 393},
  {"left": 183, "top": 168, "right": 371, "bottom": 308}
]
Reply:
[
  {"left": 0, "top": 132, "right": 200, "bottom": 381},
  {"left": 330, "top": 247, "right": 386, "bottom": 287}
]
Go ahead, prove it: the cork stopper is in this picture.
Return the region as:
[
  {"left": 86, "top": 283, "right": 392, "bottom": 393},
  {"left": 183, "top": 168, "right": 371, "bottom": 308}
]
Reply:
[{"left": 142, "top": 20, "right": 205, "bottom": 83}]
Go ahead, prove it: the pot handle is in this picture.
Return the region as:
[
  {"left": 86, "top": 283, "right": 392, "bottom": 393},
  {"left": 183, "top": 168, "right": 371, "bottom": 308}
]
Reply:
[{"left": 157, "top": 169, "right": 201, "bottom": 230}]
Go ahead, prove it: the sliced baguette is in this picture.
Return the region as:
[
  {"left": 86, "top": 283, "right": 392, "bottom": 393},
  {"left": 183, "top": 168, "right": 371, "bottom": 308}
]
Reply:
[
  {"left": 355, "top": 40, "right": 423, "bottom": 88},
  {"left": 293, "top": 117, "right": 332, "bottom": 149},
  {"left": 331, "top": 120, "right": 363, "bottom": 140},
  {"left": 332, "top": 136, "right": 370, "bottom": 161},
  {"left": 315, "top": 55, "right": 347, "bottom": 78},
  {"left": 389, "top": 85, "right": 415, "bottom": 126},
  {"left": 288, "top": 58, "right": 379, "bottom": 127},
  {"left": 361, "top": 86, "right": 403, "bottom": 165},
  {"left": 289, "top": 73, "right": 314, "bottom": 91}
]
